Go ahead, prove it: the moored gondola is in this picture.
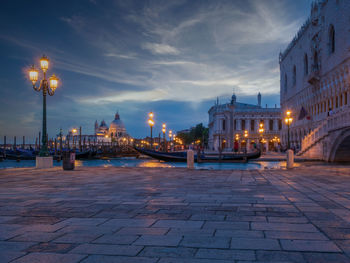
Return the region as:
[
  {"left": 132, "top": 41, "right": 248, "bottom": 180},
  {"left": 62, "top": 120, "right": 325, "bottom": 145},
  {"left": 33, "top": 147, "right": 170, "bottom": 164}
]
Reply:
[{"left": 134, "top": 147, "right": 261, "bottom": 163}]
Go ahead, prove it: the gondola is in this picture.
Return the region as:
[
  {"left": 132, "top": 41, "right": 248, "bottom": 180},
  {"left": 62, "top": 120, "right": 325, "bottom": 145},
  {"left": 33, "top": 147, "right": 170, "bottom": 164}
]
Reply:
[{"left": 134, "top": 147, "right": 261, "bottom": 163}]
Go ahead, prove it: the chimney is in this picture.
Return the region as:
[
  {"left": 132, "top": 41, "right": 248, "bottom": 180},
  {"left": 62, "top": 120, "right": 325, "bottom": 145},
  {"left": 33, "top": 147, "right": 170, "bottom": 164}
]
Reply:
[
  {"left": 266, "top": 104, "right": 267, "bottom": 108},
  {"left": 275, "top": 104, "right": 277, "bottom": 108}
]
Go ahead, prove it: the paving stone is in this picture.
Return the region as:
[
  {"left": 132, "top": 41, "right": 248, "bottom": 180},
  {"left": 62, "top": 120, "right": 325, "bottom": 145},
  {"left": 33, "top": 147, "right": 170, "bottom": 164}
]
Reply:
[
  {"left": 252, "top": 222, "right": 318, "bottom": 232},
  {"left": 196, "top": 248, "right": 255, "bottom": 261},
  {"left": 0, "top": 241, "right": 36, "bottom": 252},
  {"left": 256, "top": 250, "right": 306, "bottom": 263},
  {"left": 267, "top": 216, "right": 309, "bottom": 223},
  {"left": 158, "top": 258, "right": 234, "bottom": 263},
  {"left": 180, "top": 236, "right": 230, "bottom": 249},
  {"left": 225, "top": 215, "right": 267, "bottom": 222},
  {"left": 203, "top": 221, "right": 249, "bottom": 230},
  {"left": 167, "top": 227, "right": 215, "bottom": 237},
  {"left": 116, "top": 227, "right": 169, "bottom": 235},
  {"left": 302, "top": 252, "right": 350, "bottom": 263},
  {"left": 101, "top": 218, "right": 156, "bottom": 228},
  {"left": 1, "top": 252, "right": 26, "bottom": 263},
  {"left": 140, "top": 246, "right": 197, "bottom": 258},
  {"left": 11, "top": 252, "right": 86, "bottom": 263},
  {"left": 81, "top": 255, "right": 158, "bottom": 263},
  {"left": 230, "top": 238, "right": 280, "bottom": 250},
  {"left": 10, "top": 231, "right": 63, "bottom": 242},
  {"left": 26, "top": 242, "right": 77, "bottom": 253},
  {"left": 53, "top": 233, "right": 102, "bottom": 243},
  {"left": 265, "top": 230, "right": 328, "bottom": 240},
  {"left": 93, "top": 234, "right": 138, "bottom": 245},
  {"left": 153, "top": 220, "right": 204, "bottom": 228},
  {"left": 69, "top": 243, "right": 144, "bottom": 256},
  {"left": 280, "top": 240, "right": 341, "bottom": 252},
  {"left": 215, "top": 229, "right": 263, "bottom": 238},
  {"left": 58, "top": 218, "right": 109, "bottom": 226},
  {"left": 190, "top": 214, "right": 225, "bottom": 221},
  {"left": 134, "top": 235, "right": 182, "bottom": 246}
]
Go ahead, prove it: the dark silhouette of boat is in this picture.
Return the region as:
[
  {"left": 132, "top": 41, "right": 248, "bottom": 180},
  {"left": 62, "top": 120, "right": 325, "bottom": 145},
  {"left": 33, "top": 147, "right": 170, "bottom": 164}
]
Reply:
[{"left": 134, "top": 147, "right": 261, "bottom": 163}]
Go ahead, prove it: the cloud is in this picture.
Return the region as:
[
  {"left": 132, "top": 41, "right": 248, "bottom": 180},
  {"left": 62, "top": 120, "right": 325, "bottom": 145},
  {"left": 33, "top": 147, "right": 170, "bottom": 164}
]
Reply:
[
  {"left": 142, "top": 42, "right": 180, "bottom": 55},
  {"left": 104, "top": 53, "right": 137, "bottom": 59}
]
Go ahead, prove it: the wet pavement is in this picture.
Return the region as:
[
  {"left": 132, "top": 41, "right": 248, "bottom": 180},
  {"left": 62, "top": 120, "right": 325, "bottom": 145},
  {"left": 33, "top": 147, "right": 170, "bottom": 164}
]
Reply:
[{"left": 1, "top": 165, "right": 350, "bottom": 262}]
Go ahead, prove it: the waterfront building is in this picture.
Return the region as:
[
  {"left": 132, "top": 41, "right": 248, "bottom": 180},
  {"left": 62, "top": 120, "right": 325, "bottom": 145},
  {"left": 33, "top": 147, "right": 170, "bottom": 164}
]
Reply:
[
  {"left": 280, "top": 0, "right": 350, "bottom": 161},
  {"left": 208, "top": 93, "right": 281, "bottom": 151},
  {"left": 65, "top": 111, "right": 131, "bottom": 146}
]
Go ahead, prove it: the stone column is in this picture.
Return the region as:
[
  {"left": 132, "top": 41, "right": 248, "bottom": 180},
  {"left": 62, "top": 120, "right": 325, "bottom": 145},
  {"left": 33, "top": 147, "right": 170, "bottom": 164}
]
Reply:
[
  {"left": 246, "top": 118, "right": 250, "bottom": 132},
  {"left": 256, "top": 119, "right": 260, "bottom": 132}
]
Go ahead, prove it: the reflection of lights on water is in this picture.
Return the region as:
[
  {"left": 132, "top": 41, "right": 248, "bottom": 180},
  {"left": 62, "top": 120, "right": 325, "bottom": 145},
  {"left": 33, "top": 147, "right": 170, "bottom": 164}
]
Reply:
[
  {"left": 138, "top": 161, "right": 173, "bottom": 168},
  {"left": 74, "top": 160, "right": 83, "bottom": 167}
]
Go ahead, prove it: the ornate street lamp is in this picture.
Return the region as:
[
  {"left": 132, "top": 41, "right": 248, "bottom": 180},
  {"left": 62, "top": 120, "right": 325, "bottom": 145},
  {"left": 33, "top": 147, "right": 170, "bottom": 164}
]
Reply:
[
  {"left": 148, "top": 112, "right": 154, "bottom": 148},
  {"left": 29, "top": 55, "right": 59, "bottom": 157},
  {"left": 259, "top": 122, "right": 264, "bottom": 152},
  {"left": 162, "top": 123, "right": 166, "bottom": 151},
  {"left": 284, "top": 110, "right": 293, "bottom": 149}
]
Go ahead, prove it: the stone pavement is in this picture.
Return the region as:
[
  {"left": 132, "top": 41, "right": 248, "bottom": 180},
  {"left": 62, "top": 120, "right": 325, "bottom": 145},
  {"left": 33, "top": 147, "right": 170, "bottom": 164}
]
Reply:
[{"left": 1, "top": 165, "right": 350, "bottom": 262}]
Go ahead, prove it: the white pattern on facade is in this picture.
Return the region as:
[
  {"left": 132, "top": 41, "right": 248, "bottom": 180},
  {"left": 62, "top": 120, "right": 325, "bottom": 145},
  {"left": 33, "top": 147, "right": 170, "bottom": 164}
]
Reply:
[{"left": 280, "top": 0, "right": 350, "bottom": 161}]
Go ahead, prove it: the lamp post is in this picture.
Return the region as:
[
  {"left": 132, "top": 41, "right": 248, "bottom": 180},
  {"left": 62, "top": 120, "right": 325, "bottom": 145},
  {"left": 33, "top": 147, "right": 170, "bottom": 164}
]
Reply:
[
  {"left": 259, "top": 122, "right": 264, "bottom": 152},
  {"left": 29, "top": 55, "right": 59, "bottom": 157},
  {"left": 162, "top": 123, "right": 166, "bottom": 152},
  {"left": 168, "top": 130, "right": 172, "bottom": 151},
  {"left": 148, "top": 112, "right": 154, "bottom": 148},
  {"left": 284, "top": 110, "right": 293, "bottom": 149},
  {"left": 244, "top": 130, "right": 248, "bottom": 152}
]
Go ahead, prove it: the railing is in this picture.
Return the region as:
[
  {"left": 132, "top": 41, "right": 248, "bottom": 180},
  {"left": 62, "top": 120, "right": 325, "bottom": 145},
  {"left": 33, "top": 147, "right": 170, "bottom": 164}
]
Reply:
[{"left": 298, "top": 105, "right": 350, "bottom": 155}]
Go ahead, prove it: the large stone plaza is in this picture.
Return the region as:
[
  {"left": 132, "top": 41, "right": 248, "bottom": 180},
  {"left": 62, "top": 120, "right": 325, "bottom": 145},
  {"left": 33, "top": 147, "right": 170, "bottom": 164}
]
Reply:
[{"left": 1, "top": 166, "right": 350, "bottom": 262}]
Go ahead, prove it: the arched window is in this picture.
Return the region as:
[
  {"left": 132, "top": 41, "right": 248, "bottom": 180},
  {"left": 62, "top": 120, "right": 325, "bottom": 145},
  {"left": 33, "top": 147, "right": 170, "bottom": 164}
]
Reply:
[
  {"left": 284, "top": 73, "right": 288, "bottom": 93},
  {"left": 304, "top": 54, "right": 308, "bottom": 75},
  {"left": 329, "top": 24, "right": 335, "bottom": 54},
  {"left": 293, "top": 66, "right": 296, "bottom": 86}
]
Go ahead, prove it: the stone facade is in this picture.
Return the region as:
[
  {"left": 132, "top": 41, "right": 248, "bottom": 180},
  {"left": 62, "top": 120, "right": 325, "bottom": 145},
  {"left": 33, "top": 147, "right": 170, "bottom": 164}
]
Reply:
[
  {"left": 208, "top": 93, "right": 281, "bottom": 151},
  {"left": 279, "top": 0, "right": 350, "bottom": 153}
]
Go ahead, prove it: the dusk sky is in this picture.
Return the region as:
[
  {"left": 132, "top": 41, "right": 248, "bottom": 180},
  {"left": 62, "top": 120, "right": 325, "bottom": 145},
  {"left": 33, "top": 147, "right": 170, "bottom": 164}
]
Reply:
[{"left": 0, "top": 0, "right": 313, "bottom": 141}]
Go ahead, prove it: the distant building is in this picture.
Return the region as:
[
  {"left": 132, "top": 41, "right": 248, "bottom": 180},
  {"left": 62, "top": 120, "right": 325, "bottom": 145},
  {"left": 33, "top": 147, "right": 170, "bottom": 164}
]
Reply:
[
  {"left": 208, "top": 93, "right": 281, "bottom": 151},
  {"left": 279, "top": 0, "right": 350, "bottom": 161},
  {"left": 65, "top": 111, "right": 131, "bottom": 145}
]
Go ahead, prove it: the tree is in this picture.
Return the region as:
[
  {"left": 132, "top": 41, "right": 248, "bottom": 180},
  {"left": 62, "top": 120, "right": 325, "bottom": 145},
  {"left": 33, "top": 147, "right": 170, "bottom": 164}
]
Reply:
[{"left": 177, "top": 123, "right": 209, "bottom": 147}]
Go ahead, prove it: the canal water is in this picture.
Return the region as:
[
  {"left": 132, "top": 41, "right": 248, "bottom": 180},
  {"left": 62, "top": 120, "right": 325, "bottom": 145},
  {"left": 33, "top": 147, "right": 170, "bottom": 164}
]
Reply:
[{"left": 0, "top": 157, "right": 300, "bottom": 170}]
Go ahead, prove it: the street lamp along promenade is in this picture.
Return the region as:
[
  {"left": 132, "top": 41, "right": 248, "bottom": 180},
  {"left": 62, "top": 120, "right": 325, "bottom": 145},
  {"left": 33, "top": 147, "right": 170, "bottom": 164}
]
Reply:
[
  {"left": 29, "top": 55, "right": 59, "bottom": 158},
  {"left": 284, "top": 110, "right": 293, "bottom": 149},
  {"left": 162, "top": 123, "right": 166, "bottom": 151},
  {"left": 148, "top": 112, "right": 154, "bottom": 148},
  {"left": 258, "top": 122, "right": 264, "bottom": 152}
]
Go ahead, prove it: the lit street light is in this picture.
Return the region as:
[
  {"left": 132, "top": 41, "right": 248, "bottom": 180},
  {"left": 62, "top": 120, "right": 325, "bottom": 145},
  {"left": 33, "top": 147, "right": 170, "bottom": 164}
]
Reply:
[
  {"left": 29, "top": 55, "right": 59, "bottom": 157},
  {"left": 148, "top": 112, "right": 154, "bottom": 148},
  {"left": 162, "top": 123, "right": 166, "bottom": 151},
  {"left": 285, "top": 110, "right": 293, "bottom": 149},
  {"left": 259, "top": 122, "right": 264, "bottom": 152}
]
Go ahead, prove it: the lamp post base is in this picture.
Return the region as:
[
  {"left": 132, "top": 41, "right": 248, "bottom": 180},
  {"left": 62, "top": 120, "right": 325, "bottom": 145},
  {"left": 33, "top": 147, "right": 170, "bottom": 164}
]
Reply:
[{"left": 36, "top": 156, "right": 53, "bottom": 169}]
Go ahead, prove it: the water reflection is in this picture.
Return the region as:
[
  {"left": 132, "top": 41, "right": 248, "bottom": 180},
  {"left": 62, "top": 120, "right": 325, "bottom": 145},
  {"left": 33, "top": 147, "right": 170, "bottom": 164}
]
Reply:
[
  {"left": 0, "top": 158, "right": 309, "bottom": 170},
  {"left": 138, "top": 160, "right": 173, "bottom": 168}
]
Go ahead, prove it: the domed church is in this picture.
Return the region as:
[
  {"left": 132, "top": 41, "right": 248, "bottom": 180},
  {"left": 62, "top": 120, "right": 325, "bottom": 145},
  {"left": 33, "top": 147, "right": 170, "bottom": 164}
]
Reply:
[{"left": 94, "top": 111, "right": 129, "bottom": 142}]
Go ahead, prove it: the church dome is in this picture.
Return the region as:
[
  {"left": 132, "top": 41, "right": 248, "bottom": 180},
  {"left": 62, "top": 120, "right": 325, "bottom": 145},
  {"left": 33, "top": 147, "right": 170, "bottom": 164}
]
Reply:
[{"left": 109, "top": 112, "right": 126, "bottom": 131}]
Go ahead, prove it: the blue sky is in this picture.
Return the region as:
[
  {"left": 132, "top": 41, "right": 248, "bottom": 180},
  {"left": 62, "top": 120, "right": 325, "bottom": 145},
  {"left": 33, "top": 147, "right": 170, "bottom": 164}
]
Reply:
[{"left": 0, "top": 0, "right": 313, "bottom": 141}]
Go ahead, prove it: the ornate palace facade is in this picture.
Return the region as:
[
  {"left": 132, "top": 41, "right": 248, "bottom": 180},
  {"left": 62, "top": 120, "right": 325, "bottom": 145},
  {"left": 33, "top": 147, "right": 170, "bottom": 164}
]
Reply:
[
  {"left": 208, "top": 93, "right": 281, "bottom": 151},
  {"left": 280, "top": 0, "right": 350, "bottom": 161}
]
